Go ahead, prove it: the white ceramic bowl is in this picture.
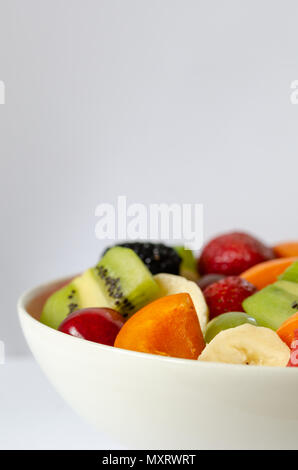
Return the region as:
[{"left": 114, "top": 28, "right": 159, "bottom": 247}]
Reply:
[{"left": 18, "top": 277, "right": 298, "bottom": 450}]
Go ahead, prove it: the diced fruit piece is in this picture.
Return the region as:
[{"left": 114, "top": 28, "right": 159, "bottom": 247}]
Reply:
[
  {"left": 243, "top": 280, "right": 298, "bottom": 330},
  {"left": 199, "top": 324, "right": 290, "bottom": 366},
  {"left": 203, "top": 276, "right": 256, "bottom": 320},
  {"left": 41, "top": 268, "right": 117, "bottom": 330},
  {"left": 114, "top": 293, "right": 205, "bottom": 359},
  {"left": 288, "top": 333, "right": 298, "bottom": 367},
  {"left": 199, "top": 232, "right": 274, "bottom": 276},
  {"left": 279, "top": 261, "right": 298, "bottom": 283},
  {"left": 154, "top": 273, "right": 209, "bottom": 332},
  {"left": 41, "top": 282, "right": 81, "bottom": 330},
  {"left": 58, "top": 308, "right": 124, "bottom": 346},
  {"left": 174, "top": 246, "right": 199, "bottom": 281},
  {"left": 274, "top": 242, "right": 298, "bottom": 258},
  {"left": 74, "top": 268, "right": 114, "bottom": 309},
  {"left": 197, "top": 274, "right": 226, "bottom": 290},
  {"left": 241, "top": 257, "right": 298, "bottom": 289},
  {"left": 41, "top": 247, "right": 161, "bottom": 329},
  {"left": 27, "top": 278, "right": 74, "bottom": 321},
  {"left": 277, "top": 313, "right": 298, "bottom": 347},
  {"left": 95, "top": 247, "right": 160, "bottom": 317},
  {"left": 103, "top": 242, "right": 181, "bottom": 275},
  {"left": 204, "top": 312, "right": 258, "bottom": 343}
]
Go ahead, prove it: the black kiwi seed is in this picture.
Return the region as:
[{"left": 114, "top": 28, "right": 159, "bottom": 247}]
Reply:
[
  {"left": 292, "top": 301, "right": 298, "bottom": 309},
  {"left": 95, "top": 264, "right": 136, "bottom": 315},
  {"left": 68, "top": 302, "right": 79, "bottom": 315}
]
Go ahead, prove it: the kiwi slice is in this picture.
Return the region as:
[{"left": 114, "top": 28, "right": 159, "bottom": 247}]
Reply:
[
  {"left": 242, "top": 280, "right": 298, "bottom": 330},
  {"left": 174, "top": 246, "right": 199, "bottom": 281},
  {"left": 40, "top": 270, "right": 113, "bottom": 330},
  {"left": 279, "top": 261, "right": 298, "bottom": 283},
  {"left": 41, "top": 282, "right": 81, "bottom": 329},
  {"left": 73, "top": 268, "right": 113, "bottom": 309},
  {"left": 41, "top": 247, "right": 161, "bottom": 329},
  {"left": 94, "top": 246, "right": 161, "bottom": 317}
]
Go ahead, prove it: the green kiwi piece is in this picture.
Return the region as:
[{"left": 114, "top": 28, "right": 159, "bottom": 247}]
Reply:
[
  {"left": 242, "top": 280, "right": 298, "bottom": 330},
  {"left": 94, "top": 246, "right": 161, "bottom": 318},
  {"left": 40, "top": 282, "right": 81, "bottom": 329},
  {"left": 174, "top": 246, "right": 199, "bottom": 281},
  {"left": 40, "top": 269, "right": 113, "bottom": 330},
  {"left": 41, "top": 247, "right": 161, "bottom": 329},
  {"left": 279, "top": 261, "right": 298, "bottom": 283}
]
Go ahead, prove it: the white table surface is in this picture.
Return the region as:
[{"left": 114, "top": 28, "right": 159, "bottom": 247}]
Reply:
[{"left": 0, "top": 356, "right": 124, "bottom": 450}]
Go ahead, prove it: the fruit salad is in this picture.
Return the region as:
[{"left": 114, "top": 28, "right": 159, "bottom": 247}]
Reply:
[{"left": 40, "top": 234, "right": 298, "bottom": 367}]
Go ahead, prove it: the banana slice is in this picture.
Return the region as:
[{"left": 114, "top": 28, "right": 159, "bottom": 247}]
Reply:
[
  {"left": 154, "top": 273, "right": 208, "bottom": 332},
  {"left": 198, "top": 324, "right": 290, "bottom": 366}
]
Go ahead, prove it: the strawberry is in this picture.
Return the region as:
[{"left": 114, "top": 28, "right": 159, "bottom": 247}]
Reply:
[
  {"left": 199, "top": 232, "right": 275, "bottom": 276},
  {"left": 203, "top": 276, "right": 257, "bottom": 320},
  {"left": 288, "top": 331, "right": 298, "bottom": 367}
]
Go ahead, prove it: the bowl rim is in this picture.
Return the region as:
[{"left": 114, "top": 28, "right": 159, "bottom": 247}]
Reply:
[{"left": 17, "top": 274, "right": 295, "bottom": 374}]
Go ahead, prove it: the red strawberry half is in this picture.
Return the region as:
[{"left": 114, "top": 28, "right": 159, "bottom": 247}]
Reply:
[
  {"left": 199, "top": 232, "right": 275, "bottom": 276},
  {"left": 203, "top": 276, "right": 257, "bottom": 320}
]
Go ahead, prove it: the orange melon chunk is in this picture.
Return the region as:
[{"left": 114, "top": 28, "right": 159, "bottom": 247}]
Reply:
[
  {"left": 274, "top": 242, "right": 298, "bottom": 258},
  {"left": 114, "top": 293, "right": 205, "bottom": 359},
  {"left": 241, "top": 257, "right": 298, "bottom": 290}
]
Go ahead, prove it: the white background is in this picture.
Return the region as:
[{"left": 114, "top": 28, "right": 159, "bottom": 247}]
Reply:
[
  {"left": 1, "top": 1, "right": 298, "bottom": 354},
  {"left": 1, "top": 0, "right": 298, "bottom": 451}
]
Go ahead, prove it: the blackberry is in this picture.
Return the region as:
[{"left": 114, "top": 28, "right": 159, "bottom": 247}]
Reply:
[{"left": 103, "top": 242, "right": 182, "bottom": 275}]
